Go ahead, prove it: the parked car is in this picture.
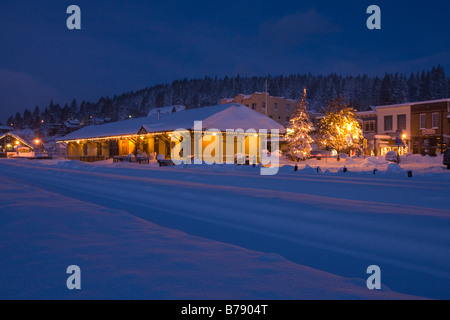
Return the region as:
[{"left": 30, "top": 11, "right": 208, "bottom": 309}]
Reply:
[
  {"left": 385, "top": 151, "right": 400, "bottom": 163},
  {"left": 443, "top": 149, "right": 450, "bottom": 169}
]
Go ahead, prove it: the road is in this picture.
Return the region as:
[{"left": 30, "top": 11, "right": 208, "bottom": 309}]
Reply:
[{"left": 0, "top": 159, "right": 449, "bottom": 299}]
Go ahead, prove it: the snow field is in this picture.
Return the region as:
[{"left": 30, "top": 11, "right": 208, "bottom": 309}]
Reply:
[{"left": 0, "top": 158, "right": 449, "bottom": 299}]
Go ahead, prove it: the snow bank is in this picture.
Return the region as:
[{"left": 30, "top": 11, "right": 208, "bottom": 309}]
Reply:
[{"left": 364, "top": 156, "right": 389, "bottom": 166}]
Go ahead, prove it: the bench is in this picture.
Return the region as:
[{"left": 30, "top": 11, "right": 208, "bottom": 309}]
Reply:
[
  {"left": 113, "top": 155, "right": 150, "bottom": 164},
  {"left": 137, "top": 157, "right": 150, "bottom": 164},
  {"left": 157, "top": 159, "right": 174, "bottom": 167}
]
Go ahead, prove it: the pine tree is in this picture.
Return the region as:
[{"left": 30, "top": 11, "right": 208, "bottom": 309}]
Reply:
[
  {"left": 286, "top": 88, "right": 313, "bottom": 160},
  {"left": 316, "top": 95, "right": 363, "bottom": 161}
]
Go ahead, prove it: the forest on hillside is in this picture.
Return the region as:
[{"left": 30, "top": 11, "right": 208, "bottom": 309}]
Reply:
[{"left": 5, "top": 65, "right": 449, "bottom": 131}]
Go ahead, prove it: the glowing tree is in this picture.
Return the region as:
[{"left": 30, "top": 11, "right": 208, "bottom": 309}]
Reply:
[
  {"left": 286, "top": 88, "right": 313, "bottom": 160},
  {"left": 316, "top": 96, "right": 363, "bottom": 161}
]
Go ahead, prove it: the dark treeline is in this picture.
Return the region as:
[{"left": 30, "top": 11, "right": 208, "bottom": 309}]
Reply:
[{"left": 7, "top": 65, "right": 449, "bottom": 131}]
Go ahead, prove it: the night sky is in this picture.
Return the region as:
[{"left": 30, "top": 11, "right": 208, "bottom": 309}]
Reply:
[{"left": 0, "top": 0, "right": 449, "bottom": 122}]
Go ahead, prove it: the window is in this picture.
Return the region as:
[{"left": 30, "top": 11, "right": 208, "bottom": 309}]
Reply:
[
  {"left": 286, "top": 104, "right": 290, "bottom": 111},
  {"left": 278, "top": 116, "right": 281, "bottom": 120},
  {"left": 397, "top": 114, "right": 407, "bottom": 131},
  {"left": 286, "top": 116, "right": 290, "bottom": 122},
  {"left": 384, "top": 115, "right": 393, "bottom": 132},
  {"left": 364, "top": 121, "right": 375, "bottom": 132},
  {"left": 432, "top": 113, "right": 439, "bottom": 129},
  {"left": 252, "top": 103, "right": 257, "bottom": 110},
  {"left": 83, "top": 144, "right": 88, "bottom": 156},
  {"left": 262, "top": 102, "right": 266, "bottom": 110},
  {"left": 274, "top": 103, "right": 278, "bottom": 111},
  {"left": 419, "top": 114, "right": 427, "bottom": 130},
  {"left": 97, "top": 143, "right": 102, "bottom": 157},
  {"left": 109, "top": 140, "right": 119, "bottom": 157}
]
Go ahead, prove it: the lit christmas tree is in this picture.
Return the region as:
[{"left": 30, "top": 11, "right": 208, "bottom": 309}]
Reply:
[
  {"left": 316, "top": 95, "right": 363, "bottom": 161},
  {"left": 286, "top": 88, "right": 313, "bottom": 160}
]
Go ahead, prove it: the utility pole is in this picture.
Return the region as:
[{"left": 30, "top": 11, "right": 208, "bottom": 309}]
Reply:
[{"left": 265, "top": 79, "right": 268, "bottom": 117}]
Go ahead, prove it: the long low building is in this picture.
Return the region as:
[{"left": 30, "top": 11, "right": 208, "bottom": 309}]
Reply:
[{"left": 57, "top": 103, "right": 286, "bottom": 162}]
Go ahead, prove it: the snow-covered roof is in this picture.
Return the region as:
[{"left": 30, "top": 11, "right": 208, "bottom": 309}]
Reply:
[
  {"left": 147, "top": 105, "right": 186, "bottom": 117},
  {"left": 226, "top": 92, "right": 299, "bottom": 103},
  {"left": 0, "top": 125, "right": 12, "bottom": 130},
  {"left": 375, "top": 98, "right": 450, "bottom": 110},
  {"left": 0, "top": 132, "right": 34, "bottom": 149},
  {"left": 201, "top": 104, "right": 286, "bottom": 132},
  {"left": 58, "top": 103, "right": 285, "bottom": 141},
  {"left": 141, "top": 104, "right": 285, "bottom": 133},
  {"left": 63, "top": 121, "right": 81, "bottom": 128}
]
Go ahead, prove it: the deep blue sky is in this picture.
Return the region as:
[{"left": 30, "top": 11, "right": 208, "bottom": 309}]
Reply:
[{"left": 0, "top": 0, "right": 449, "bottom": 122}]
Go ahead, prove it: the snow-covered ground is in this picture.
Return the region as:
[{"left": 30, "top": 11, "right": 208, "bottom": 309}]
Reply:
[{"left": 0, "top": 156, "right": 449, "bottom": 299}]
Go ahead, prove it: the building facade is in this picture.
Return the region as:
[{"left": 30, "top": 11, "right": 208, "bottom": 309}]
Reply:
[
  {"left": 0, "top": 132, "right": 35, "bottom": 157},
  {"left": 220, "top": 93, "right": 299, "bottom": 126},
  {"left": 374, "top": 103, "right": 411, "bottom": 155},
  {"left": 355, "top": 109, "right": 378, "bottom": 155},
  {"left": 58, "top": 104, "right": 285, "bottom": 163},
  {"left": 410, "top": 99, "right": 450, "bottom": 155}
]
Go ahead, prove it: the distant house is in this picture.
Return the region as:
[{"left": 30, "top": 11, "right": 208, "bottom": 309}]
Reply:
[
  {"left": 0, "top": 132, "right": 35, "bottom": 158},
  {"left": 48, "top": 120, "right": 82, "bottom": 136},
  {"left": 48, "top": 123, "right": 63, "bottom": 136},
  {"left": 0, "top": 125, "right": 13, "bottom": 134},
  {"left": 61, "top": 120, "right": 81, "bottom": 136},
  {"left": 147, "top": 105, "right": 186, "bottom": 117}
]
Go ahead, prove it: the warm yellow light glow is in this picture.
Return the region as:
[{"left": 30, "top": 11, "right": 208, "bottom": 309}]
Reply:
[
  {"left": 402, "top": 133, "right": 407, "bottom": 139},
  {"left": 347, "top": 124, "right": 352, "bottom": 131},
  {"left": 76, "top": 140, "right": 80, "bottom": 144},
  {"left": 34, "top": 139, "right": 40, "bottom": 145},
  {"left": 6, "top": 144, "right": 11, "bottom": 148},
  {"left": 15, "top": 141, "right": 20, "bottom": 145}
]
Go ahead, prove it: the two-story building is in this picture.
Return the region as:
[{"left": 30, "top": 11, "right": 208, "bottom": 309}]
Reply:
[
  {"left": 410, "top": 99, "right": 450, "bottom": 155},
  {"left": 355, "top": 109, "right": 378, "bottom": 155},
  {"left": 221, "top": 93, "right": 299, "bottom": 126},
  {"left": 374, "top": 103, "right": 411, "bottom": 156},
  {"left": 373, "top": 98, "right": 450, "bottom": 156}
]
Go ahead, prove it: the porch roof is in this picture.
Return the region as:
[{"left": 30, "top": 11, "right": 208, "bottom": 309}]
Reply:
[{"left": 58, "top": 103, "right": 285, "bottom": 142}]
